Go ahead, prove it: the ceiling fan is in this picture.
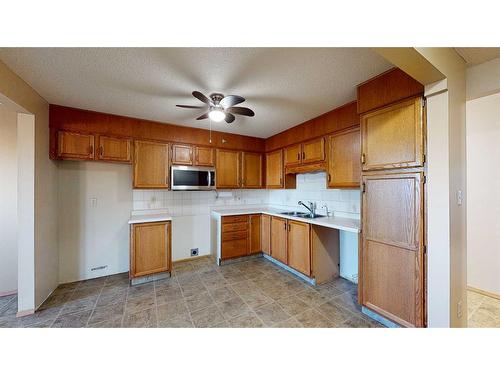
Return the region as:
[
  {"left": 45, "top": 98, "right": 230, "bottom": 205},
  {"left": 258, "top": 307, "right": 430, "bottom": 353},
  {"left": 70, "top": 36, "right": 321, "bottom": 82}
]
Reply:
[{"left": 176, "top": 91, "right": 255, "bottom": 124}]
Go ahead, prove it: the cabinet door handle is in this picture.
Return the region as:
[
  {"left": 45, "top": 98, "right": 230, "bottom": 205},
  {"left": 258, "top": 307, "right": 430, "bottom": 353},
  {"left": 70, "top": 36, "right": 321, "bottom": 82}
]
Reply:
[
  {"left": 89, "top": 145, "right": 93, "bottom": 155},
  {"left": 297, "top": 152, "right": 300, "bottom": 161},
  {"left": 302, "top": 151, "right": 306, "bottom": 160},
  {"left": 99, "top": 145, "right": 104, "bottom": 156},
  {"left": 328, "top": 174, "right": 331, "bottom": 182},
  {"left": 361, "top": 153, "right": 366, "bottom": 164}
]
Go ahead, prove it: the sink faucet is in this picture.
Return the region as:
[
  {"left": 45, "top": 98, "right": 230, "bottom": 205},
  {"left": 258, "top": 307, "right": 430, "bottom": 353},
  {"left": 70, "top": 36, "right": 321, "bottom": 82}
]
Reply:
[{"left": 298, "top": 201, "right": 315, "bottom": 217}]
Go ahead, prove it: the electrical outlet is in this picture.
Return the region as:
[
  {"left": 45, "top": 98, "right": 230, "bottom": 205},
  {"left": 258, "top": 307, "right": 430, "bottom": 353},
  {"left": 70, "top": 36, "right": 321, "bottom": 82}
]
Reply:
[
  {"left": 457, "top": 300, "right": 463, "bottom": 319},
  {"left": 457, "top": 190, "right": 463, "bottom": 206},
  {"left": 191, "top": 248, "right": 199, "bottom": 257}
]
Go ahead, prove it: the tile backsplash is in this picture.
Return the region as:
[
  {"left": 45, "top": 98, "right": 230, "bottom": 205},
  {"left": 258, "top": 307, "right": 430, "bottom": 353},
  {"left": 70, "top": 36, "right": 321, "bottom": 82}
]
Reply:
[{"left": 133, "top": 172, "right": 360, "bottom": 219}]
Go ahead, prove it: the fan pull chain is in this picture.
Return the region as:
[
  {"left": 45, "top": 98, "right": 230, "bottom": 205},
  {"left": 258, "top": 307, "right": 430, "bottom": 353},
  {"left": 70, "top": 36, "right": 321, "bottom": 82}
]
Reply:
[{"left": 209, "top": 118, "right": 212, "bottom": 144}]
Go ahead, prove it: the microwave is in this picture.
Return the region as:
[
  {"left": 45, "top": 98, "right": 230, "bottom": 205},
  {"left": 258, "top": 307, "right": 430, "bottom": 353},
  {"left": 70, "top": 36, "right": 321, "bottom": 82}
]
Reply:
[{"left": 171, "top": 165, "right": 216, "bottom": 191}]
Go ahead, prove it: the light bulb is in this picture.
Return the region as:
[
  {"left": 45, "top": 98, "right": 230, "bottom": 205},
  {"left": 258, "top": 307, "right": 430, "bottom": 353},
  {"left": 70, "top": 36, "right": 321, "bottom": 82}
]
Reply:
[{"left": 209, "top": 109, "right": 225, "bottom": 122}]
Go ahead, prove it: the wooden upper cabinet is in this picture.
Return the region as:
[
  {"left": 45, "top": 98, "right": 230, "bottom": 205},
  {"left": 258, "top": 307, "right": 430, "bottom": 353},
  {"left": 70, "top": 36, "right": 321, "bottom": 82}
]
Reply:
[
  {"left": 265, "top": 150, "right": 283, "bottom": 188},
  {"left": 361, "top": 96, "right": 424, "bottom": 171},
  {"left": 96, "top": 135, "right": 131, "bottom": 163},
  {"left": 216, "top": 149, "right": 241, "bottom": 188},
  {"left": 242, "top": 152, "right": 263, "bottom": 188},
  {"left": 284, "top": 144, "right": 302, "bottom": 167},
  {"left": 287, "top": 220, "right": 311, "bottom": 276},
  {"left": 195, "top": 146, "right": 214, "bottom": 167},
  {"left": 133, "top": 140, "right": 170, "bottom": 189},
  {"left": 270, "top": 216, "right": 287, "bottom": 264},
  {"left": 327, "top": 128, "right": 361, "bottom": 188},
  {"left": 261, "top": 214, "right": 271, "bottom": 255},
  {"left": 57, "top": 131, "right": 95, "bottom": 160},
  {"left": 302, "top": 137, "right": 325, "bottom": 164},
  {"left": 130, "top": 221, "right": 171, "bottom": 279},
  {"left": 171, "top": 144, "right": 193, "bottom": 165},
  {"left": 249, "top": 214, "right": 261, "bottom": 254},
  {"left": 361, "top": 171, "right": 424, "bottom": 327}
]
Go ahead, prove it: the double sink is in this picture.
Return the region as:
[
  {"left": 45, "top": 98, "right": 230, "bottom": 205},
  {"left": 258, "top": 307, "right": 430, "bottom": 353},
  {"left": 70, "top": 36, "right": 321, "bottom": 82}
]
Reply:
[{"left": 279, "top": 211, "right": 325, "bottom": 219}]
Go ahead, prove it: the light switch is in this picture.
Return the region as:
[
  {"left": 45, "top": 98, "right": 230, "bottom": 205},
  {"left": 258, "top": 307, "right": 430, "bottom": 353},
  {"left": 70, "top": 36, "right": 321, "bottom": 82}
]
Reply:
[
  {"left": 457, "top": 190, "right": 463, "bottom": 206},
  {"left": 90, "top": 197, "right": 97, "bottom": 208}
]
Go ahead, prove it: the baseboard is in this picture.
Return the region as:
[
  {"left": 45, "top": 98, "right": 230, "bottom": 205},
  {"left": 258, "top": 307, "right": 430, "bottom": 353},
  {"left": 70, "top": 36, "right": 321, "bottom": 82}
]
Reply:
[
  {"left": 173, "top": 254, "right": 212, "bottom": 264},
  {"left": 16, "top": 309, "right": 35, "bottom": 318},
  {"left": 467, "top": 286, "right": 500, "bottom": 301},
  {"left": 0, "top": 290, "right": 17, "bottom": 297}
]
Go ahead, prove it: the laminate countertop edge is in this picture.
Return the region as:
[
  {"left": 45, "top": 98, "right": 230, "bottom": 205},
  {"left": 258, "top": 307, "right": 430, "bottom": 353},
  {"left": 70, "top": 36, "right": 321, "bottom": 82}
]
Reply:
[
  {"left": 128, "top": 214, "right": 173, "bottom": 224},
  {"left": 211, "top": 207, "right": 360, "bottom": 233}
]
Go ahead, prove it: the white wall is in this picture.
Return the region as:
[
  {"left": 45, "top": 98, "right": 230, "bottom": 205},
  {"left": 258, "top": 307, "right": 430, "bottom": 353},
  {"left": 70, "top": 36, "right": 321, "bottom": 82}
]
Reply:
[
  {"left": 466, "top": 92, "right": 500, "bottom": 296},
  {"left": 0, "top": 105, "right": 18, "bottom": 294},
  {"left": 58, "top": 162, "right": 132, "bottom": 283}
]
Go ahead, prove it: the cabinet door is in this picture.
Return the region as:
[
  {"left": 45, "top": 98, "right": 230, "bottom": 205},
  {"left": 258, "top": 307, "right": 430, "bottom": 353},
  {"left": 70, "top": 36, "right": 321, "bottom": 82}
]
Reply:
[
  {"left": 130, "top": 221, "right": 171, "bottom": 278},
  {"left": 171, "top": 144, "right": 193, "bottom": 165},
  {"left": 265, "top": 150, "right": 283, "bottom": 188},
  {"left": 133, "top": 140, "right": 170, "bottom": 188},
  {"left": 261, "top": 214, "right": 271, "bottom": 255},
  {"left": 361, "top": 96, "right": 424, "bottom": 171},
  {"left": 271, "top": 216, "right": 287, "bottom": 264},
  {"left": 242, "top": 152, "right": 263, "bottom": 188},
  {"left": 327, "top": 128, "right": 361, "bottom": 188},
  {"left": 195, "top": 146, "right": 214, "bottom": 166},
  {"left": 287, "top": 220, "right": 311, "bottom": 276},
  {"left": 302, "top": 137, "right": 325, "bottom": 164},
  {"left": 284, "top": 144, "right": 302, "bottom": 167},
  {"left": 57, "top": 131, "right": 95, "bottom": 160},
  {"left": 361, "top": 171, "right": 424, "bottom": 327},
  {"left": 97, "top": 135, "right": 131, "bottom": 163},
  {"left": 216, "top": 149, "right": 241, "bottom": 188},
  {"left": 249, "top": 214, "right": 261, "bottom": 254}
]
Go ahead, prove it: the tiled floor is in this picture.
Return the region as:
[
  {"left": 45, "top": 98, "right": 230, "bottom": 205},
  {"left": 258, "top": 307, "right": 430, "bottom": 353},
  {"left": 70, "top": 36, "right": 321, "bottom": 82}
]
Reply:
[
  {"left": 467, "top": 290, "right": 500, "bottom": 328},
  {"left": 0, "top": 256, "right": 382, "bottom": 328}
]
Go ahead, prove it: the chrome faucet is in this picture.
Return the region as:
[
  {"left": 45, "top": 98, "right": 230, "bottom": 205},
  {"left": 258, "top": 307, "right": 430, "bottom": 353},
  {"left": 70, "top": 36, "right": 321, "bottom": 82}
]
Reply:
[
  {"left": 298, "top": 201, "right": 315, "bottom": 217},
  {"left": 321, "top": 204, "right": 330, "bottom": 217}
]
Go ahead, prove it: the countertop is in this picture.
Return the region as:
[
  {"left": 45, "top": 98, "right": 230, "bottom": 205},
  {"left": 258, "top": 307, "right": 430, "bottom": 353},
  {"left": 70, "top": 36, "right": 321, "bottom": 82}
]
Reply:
[
  {"left": 128, "top": 213, "right": 173, "bottom": 224},
  {"left": 211, "top": 206, "right": 360, "bottom": 233}
]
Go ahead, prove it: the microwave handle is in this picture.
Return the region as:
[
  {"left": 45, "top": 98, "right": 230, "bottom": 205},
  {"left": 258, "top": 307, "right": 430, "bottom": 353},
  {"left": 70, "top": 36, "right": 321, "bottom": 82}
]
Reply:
[{"left": 207, "top": 171, "right": 211, "bottom": 187}]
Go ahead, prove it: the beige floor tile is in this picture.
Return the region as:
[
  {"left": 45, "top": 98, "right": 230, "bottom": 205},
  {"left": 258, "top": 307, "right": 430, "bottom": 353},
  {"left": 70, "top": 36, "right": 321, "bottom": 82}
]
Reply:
[
  {"left": 254, "top": 302, "right": 291, "bottom": 326},
  {"left": 157, "top": 299, "right": 189, "bottom": 321},
  {"left": 295, "top": 309, "right": 335, "bottom": 328},
  {"left": 277, "top": 295, "right": 311, "bottom": 317},
  {"left": 239, "top": 290, "right": 274, "bottom": 309},
  {"left": 158, "top": 314, "right": 194, "bottom": 328},
  {"left": 272, "top": 317, "right": 304, "bottom": 328},
  {"left": 317, "top": 301, "right": 353, "bottom": 325},
  {"left": 296, "top": 289, "right": 332, "bottom": 308},
  {"left": 185, "top": 291, "right": 214, "bottom": 313},
  {"left": 125, "top": 294, "right": 156, "bottom": 313},
  {"left": 209, "top": 286, "right": 239, "bottom": 304},
  {"left": 217, "top": 296, "right": 251, "bottom": 320},
  {"left": 52, "top": 310, "right": 92, "bottom": 328},
  {"left": 123, "top": 308, "right": 157, "bottom": 328},
  {"left": 88, "top": 303, "right": 124, "bottom": 325},
  {"left": 228, "top": 311, "right": 264, "bottom": 328},
  {"left": 191, "top": 305, "right": 225, "bottom": 328}
]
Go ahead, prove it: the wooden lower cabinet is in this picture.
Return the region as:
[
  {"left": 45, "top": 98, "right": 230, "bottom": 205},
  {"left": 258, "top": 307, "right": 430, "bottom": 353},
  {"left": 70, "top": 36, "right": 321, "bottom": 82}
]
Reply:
[
  {"left": 270, "top": 216, "right": 287, "bottom": 264},
  {"left": 360, "top": 171, "right": 424, "bottom": 327},
  {"left": 221, "top": 215, "right": 249, "bottom": 260},
  {"left": 130, "top": 221, "right": 171, "bottom": 279},
  {"left": 287, "top": 220, "right": 311, "bottom": 276},
  {"left": 261, "top": 214, "right": 271, "bottom": 255},
  {"left": 249, "top": 214, "right": 261, "bottom": 254}
]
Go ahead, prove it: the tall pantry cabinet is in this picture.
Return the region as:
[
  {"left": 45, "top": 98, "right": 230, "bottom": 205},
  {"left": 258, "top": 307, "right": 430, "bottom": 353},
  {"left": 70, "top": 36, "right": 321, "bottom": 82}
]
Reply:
[{"left": 357, "top": 69, "right": 427, "bottom": 328}]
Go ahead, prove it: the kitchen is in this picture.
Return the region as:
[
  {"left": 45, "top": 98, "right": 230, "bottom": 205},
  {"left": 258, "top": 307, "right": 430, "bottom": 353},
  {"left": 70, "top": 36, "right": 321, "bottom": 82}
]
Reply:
[{"left": 33, "top": 56, "right": 424, "bottom": 328}]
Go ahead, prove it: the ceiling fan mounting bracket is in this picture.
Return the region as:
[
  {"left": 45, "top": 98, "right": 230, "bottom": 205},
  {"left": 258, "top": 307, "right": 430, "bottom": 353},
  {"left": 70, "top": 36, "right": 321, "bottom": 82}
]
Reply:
[{"left": 209, "top": 93, "right": 224, "bottom": 105}]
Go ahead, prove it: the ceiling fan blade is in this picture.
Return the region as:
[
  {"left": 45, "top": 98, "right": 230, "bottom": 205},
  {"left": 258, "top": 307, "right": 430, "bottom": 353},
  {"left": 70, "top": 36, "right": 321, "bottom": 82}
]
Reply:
[
  {"left": 225, "top": 113, "right": 236, "bottom": 124},
  {"left": 196, "top": 112, "right": 210, "bottom": 120},
  {"left": 227, "top": 106, "right": 255, "bottom": 117},
  {"left": 176, "top": 104, "right": 207, "bottom": 109},
  {"left": 220, "top": 95, "right": 245, "bottom": 109},
  {"left": 192, "top": 91, "right": 212, "bottom": 105}
]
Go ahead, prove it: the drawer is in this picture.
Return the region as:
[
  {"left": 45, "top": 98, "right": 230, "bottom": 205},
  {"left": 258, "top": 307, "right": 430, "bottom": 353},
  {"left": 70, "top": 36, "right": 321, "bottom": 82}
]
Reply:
[
  {"left": 222, "top": 215, "right": 248, "bottom": 224},
  {"left": 221, "top": 238, "right": 248, "bottom": 259},
  {"left": 222, "top": 230, "right": 248, "bottom": 242},
  {"left": 222, "top": 222, "right": 248, "bottom": 233}
]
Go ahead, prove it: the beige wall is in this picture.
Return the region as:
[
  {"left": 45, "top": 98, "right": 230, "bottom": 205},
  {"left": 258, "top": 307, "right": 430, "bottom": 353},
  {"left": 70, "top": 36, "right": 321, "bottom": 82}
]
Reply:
[
  {"left": 0, "top": 105, "right": 18, "bottom": 294},
  {"left": 0, "top": 60, "right": 58, "bottom": 311},
  {"left": 58, "top": 162, "right": 132, "bottom": 283}
]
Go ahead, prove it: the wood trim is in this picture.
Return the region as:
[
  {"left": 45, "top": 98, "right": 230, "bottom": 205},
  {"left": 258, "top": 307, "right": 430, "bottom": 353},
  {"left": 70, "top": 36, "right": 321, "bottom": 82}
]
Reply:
[
  {"left": 49, "top": 104, "right": 265, "bottom": 159},
  {"left": 285, "top": 161, "right": 326, "bottom": 175},
  {"left": 467, "top": 286, "right": 500, "bottom": 301},
  {"left": 0, "top": 290, "right": 17, "bottom": 297},
  {"left": 264, "top": 101, "right": 359, "bottom": 152},
  {"left": 357, "top": 68, "right": 424, "bottom": 114}
]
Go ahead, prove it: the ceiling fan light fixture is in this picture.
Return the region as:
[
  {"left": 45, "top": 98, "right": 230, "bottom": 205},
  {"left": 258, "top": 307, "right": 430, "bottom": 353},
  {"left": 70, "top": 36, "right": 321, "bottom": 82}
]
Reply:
[{"left": 208, "top": 108, "right": 225, "bottom": 122}]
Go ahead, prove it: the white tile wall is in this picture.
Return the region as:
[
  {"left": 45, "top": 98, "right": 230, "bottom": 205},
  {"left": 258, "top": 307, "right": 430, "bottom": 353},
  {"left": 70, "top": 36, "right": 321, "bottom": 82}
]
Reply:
[{"left": 132, "top": 171, "right": 359, "bottom": 219}]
